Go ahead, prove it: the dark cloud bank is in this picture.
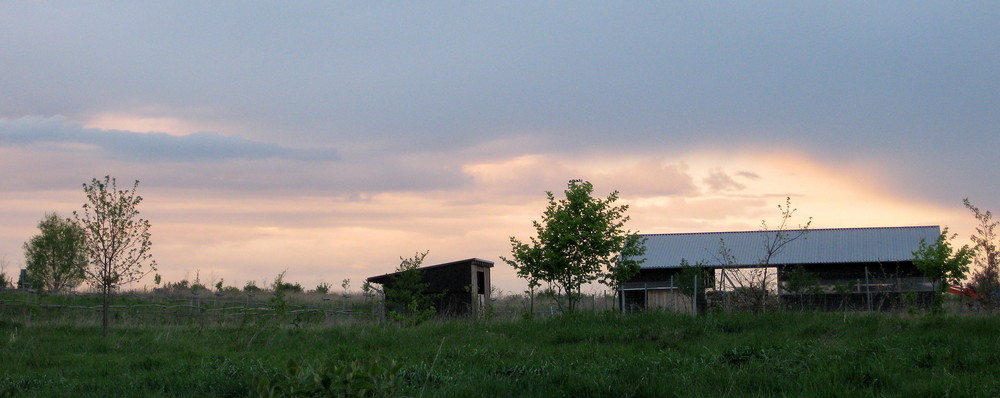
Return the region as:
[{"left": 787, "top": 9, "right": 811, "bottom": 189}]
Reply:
[{"left": 0, "top": 116, "right": 338, "bottom": 163}]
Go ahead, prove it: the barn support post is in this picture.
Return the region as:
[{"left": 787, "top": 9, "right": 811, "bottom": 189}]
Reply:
[
  {"left": 692, "top": 274, "right": 699, "bottom": 316},
  {"left": 670, "top": 275, "right": 676, "bottom": 312},
  {"left": 643, "top": 282, "right": 648, "bottom": 310},
  {"left": 865, "top": 266, "right": 873, "bottom": 312}
]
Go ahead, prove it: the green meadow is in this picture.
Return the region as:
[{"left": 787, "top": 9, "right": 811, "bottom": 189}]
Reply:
[{"left": 2, "top": 293, "right": 1000, "bottom": 397}]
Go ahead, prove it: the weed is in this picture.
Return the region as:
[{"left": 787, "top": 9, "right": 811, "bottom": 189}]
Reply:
[{"left": 256, "top": 357, "right": 399, "bottom": 398}]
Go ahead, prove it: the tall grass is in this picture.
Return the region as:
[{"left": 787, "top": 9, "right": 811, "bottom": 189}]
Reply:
[{"left": 2, "top": 294, "right": 1000, "bottom": 396}]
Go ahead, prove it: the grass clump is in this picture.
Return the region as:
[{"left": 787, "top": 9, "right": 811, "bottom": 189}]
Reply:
[{"left": 256, "top": 357, "right": 399, "bottom": 398}]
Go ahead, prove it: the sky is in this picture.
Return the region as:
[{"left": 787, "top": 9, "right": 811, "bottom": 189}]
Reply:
[{"left": 1, "top": 2, "right": 998, "bottom": 294}]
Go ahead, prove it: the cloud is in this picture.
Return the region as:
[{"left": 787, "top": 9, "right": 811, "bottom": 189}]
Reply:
[
  {"left": 703, "top": 168, "right": 746, "bottom": 192},
  {"left": 0, "top": 116, "right": 338, "bottom": 163},
  {"left": 736, "top": 171, "right": 760, "bottom": 180},
  {"left": 462, "top": 154, "right": 698, "bottom": 200}
]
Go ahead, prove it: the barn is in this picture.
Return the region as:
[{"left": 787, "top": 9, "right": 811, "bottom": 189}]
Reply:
[
  {"left": 622, "top": 226, "right": 942, "bottom": 312},
  {"left": 367, "top": 258, "right": 493, "bottom": 316}
]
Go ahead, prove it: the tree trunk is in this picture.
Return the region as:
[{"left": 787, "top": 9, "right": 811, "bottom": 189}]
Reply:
[
  {"left": 528, "top": 287, "right": 535, "bottom": 316},
  {"left": 102, "top": 284, "right": 110, "bottom": 338}
]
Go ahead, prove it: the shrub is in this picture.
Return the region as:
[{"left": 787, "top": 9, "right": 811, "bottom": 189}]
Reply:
[
  {"left": 244, "top": 281, "right": 262, "bottom": 293},
  {"left": 313, "top": 282, "right": 332, "bottom": 295}
]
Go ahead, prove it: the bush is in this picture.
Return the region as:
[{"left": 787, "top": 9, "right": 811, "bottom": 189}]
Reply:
[
  {"left": 162, "top": 280, "right": 190, "bottom": 292},
  {"left": 275, "top": 282, "right": 303, "bottom": 294},
  {"left": 313, "top": 282, "right": 332, "bottom": 295},
  {"left": 244, "top": 281, "right": 262, "bottom": 293}
]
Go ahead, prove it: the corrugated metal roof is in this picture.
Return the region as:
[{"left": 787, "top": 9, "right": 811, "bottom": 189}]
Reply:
[{"left": 638, "top": 226, "right": 941, "bottom": 268}]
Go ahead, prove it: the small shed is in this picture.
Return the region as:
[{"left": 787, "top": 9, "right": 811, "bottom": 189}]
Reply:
[{"left": 367, "top": 258, "right": 493, "bottom": 316}]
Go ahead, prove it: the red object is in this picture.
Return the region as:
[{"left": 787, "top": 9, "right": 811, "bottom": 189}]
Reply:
[{"left": 947, "top": 285, "right": 980, "bottom": 299}]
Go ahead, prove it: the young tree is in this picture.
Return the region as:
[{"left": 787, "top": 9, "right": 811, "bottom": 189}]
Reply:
[
  {"left": 384, "top": 251, "right": 435, "bottom": 325},
  {"left": 784, "top": 265, "right": 821, "bottom": 311},
  {"left": 22, "top": 213, "right": 88, "bottom": 292},
  {"left": 75, "top": 176, "right": 157, "bottom": 337},
  {"left": 964, "top": 199, "right": 999, "bottom": 309},
  {"left": 676, "top": 259, "right": 712, "bottom": 314},
  {"left": 599, "top": 233, "right": 648, "bottom": 310},
  {"left": 0, "top": 253, "right": 11, "bottom": 290},
  {"left": 716, "top": 197, "right": 811, "bottom": 312},
  {"left": 912, "top": 227, "right": 973, "bottom": 312},
  {"left": 503, "top": 180, "right": 646, "bottom": 313}
]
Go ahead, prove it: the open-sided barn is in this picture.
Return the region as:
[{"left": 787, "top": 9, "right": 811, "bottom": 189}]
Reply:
[
  {"left": 367, "top": 258, "right": 493, "bottom": 316},
  {"left": 623, "top": 226, "right": 942, "bottom": 312}
]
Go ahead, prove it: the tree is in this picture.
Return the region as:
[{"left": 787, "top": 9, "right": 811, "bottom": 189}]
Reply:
[
  {"left": 716, "top": 197, "right": 811, "bottom": 312},
  {"left": 676, "top": 259, "right": 712, "bottom": 314},
  {"left": 22, "top": 213, "right": 88, "bottom": 292},
  {"left": 599, "top": 233, "right": 648, "bottom": 310},
  {"left": 75, "top": 176, "right": 157, "bottom": 337},
  {"left": 784, "top": 265, "right": 821, "bottom": 311},
  {"left": 503, "top": 180, "right": 646, "bottom": 313},
  {"left": 0, "top": 253, "right": 11, "bottom": 290},
  {"left": 912, "top": 227, "right": 973, "bottom": 312},
  {"left": 384, "top": 251, "right": 436, "bottom": 325},
  {"left": 964, "top": 199, "right": 999, "bottom": 309}
]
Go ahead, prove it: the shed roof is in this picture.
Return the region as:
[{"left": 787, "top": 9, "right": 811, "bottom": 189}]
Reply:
[
  {"left": 638, "top": 226, "right": 941, "bottom": 269},
  {"left": 366, "top": 258, "right": 494, "bottom": 284}
]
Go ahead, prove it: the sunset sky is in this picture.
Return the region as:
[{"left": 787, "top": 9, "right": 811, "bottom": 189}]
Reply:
[{"left": 2, "top": 2, "right": 998, "bottom": 293}]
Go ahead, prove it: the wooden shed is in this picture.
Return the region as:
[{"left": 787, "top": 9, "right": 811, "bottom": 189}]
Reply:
[{"left": 367, "top": 258, "right": 493, "bottom": 316}]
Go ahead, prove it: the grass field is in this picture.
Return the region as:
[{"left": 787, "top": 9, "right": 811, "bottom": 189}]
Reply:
[{"left": 2, "top": 292, "right": 1000, "bottom": 397}]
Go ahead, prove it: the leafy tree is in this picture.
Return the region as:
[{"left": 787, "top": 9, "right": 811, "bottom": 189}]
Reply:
[
  {"left": 676, "top": 259, "right": 711, "bottom": 298},
  {"left": 522, "top": 277, "right": 541, "bottom": 318},
  {"left": 384, "top": 251, "right": 435, "bottom": 325},
  {"left": 0, "top": 253, "right": 10, "bottom": 290},
  {"left": 269, "top": 270, "right": 293, "bottom": 319},
  {"left": 676, "top": 259, "right": 712, "bottom": 314},
  {"left": 784, "top": 265, "right": 821, "bottom": 310},
  {"left": 964, "top": 199, "right": 999, "bottom": 309},
  {"left": 912, "top": 227, "right": 973, "bottom": 311},
  {"left": 503, "top": 180, "right": 646, "bottom": 313},
  {"left": 75, "top": 176, "right": 157, "bottom": 337},
  {"left": 22, "top": 213, "right": 88, "bottom": 292},
  {"left": 600, "top": 233, "right": 648, "bottom": 310}
]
